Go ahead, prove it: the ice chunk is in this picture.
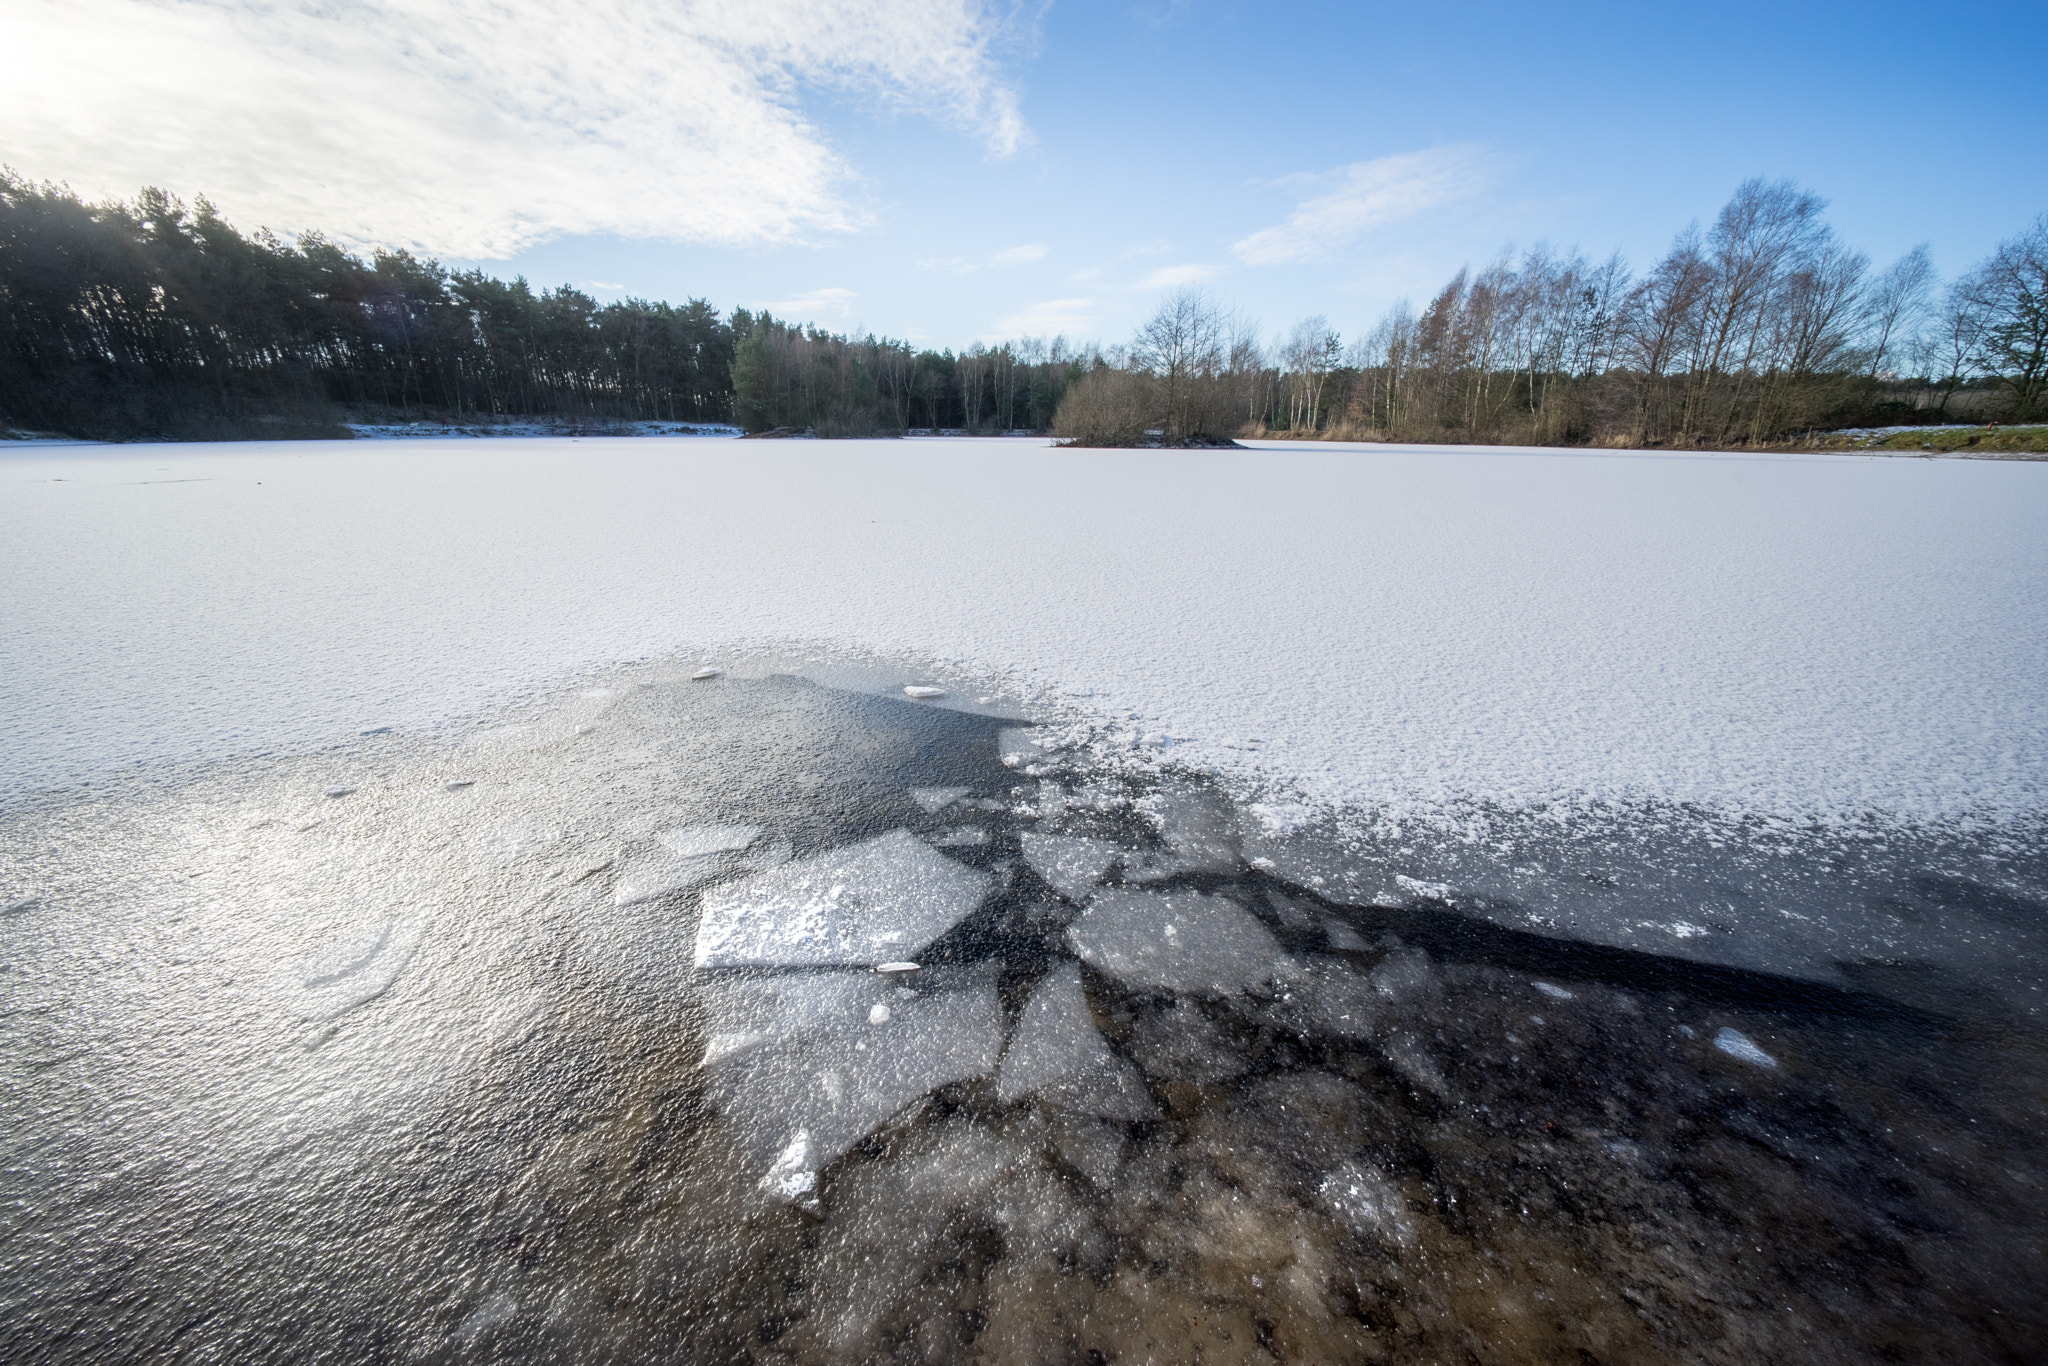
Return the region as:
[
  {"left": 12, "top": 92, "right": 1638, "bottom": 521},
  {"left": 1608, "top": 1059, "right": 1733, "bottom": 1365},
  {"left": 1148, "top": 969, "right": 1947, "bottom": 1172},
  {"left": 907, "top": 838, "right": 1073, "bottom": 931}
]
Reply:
[
  {"left": 451, "top": 1292, "right": 516, "bottom": 1347},
  {"left": 998, "top": 727, "right": 1053, "bottom": 769},
  {"left": 1264, "top": 958, "right": 1380, "bottom": 1040},
  {"left": 1368, "top": 945, "right": 1440, "bottom": 1004},
  {"left": 1320, "top": 915, "right": 1370, "bottom": 952},
  {"left": 656, "top": 823, "right": 761, "bottom": 858},
  {"left": 694, "top": 830, "right": 991, "bottom": 969},
  {"left": 704, "top": 979, "right": 1003, "bottom": 1197},
  {"left": 1320, "top": 1162, "right": 1415, "bottom": 1248},
  {"left": 1714, "top": 1026, "right": 1778, "bottom": 1068},
  {"left": 695, "top": 970, "right": 884, "bottom": 1065},
  {"left": 1047, "top": 1113, "right": 1127, "bottom": 1186},
  {"left": 1126, "top": 1000, "right": 1249, "bottom": 1084},
  {"left": 1147, "top": 785, "right": 1241, "bottom": 870},
  {"left": 909, "top": 786, "right": 969, "bottom": 815},
  {"left": 903, "top": 685, "right": 946, "bottom": 699},
  {"left": 442, "top": 779, "right": 474, "bottom": 791},
  {"left": 929, "top": 826, "right": 988, "bottom": 848},
  {"left": 324, "top": 786, "right": 351, "bottom": 799},
  {"left": 691, "top": 667, "right": 722, "bottom": 680},
  {"left": 1020, "top": 831, "right": 1119, "bottom": 902},
  {"left": 614, "top": 848, "right": 740, "bottom": 907},
  {"left": 1265, "top": 889, "right": 1315, "bottom": 929},
  {"left": 1533, "top": 980, "right": 1574, "bottom": 1000},
  {"left": 997, "top": 961, "right": 1159, "bottom": 1120},
  {"left": 1067, "top": 889, "right": 1282, "bottom": 996}
]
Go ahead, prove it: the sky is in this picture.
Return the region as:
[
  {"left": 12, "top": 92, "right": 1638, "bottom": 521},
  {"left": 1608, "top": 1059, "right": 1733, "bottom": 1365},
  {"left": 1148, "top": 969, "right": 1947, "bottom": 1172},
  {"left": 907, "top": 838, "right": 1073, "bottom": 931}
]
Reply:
[{"left": 3, "top": 0, "right": 2043, "bottom": 351}]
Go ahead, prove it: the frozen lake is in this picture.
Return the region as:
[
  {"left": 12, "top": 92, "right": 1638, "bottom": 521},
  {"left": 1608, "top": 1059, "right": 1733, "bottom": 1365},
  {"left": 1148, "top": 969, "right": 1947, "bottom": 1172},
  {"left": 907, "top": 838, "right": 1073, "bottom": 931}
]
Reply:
[
  {"left": 5, "top": 436, "right": 2046, "bottom": 823},
  {"left": 3, "top": 436, "right": 2046, "bottom": 1361}
]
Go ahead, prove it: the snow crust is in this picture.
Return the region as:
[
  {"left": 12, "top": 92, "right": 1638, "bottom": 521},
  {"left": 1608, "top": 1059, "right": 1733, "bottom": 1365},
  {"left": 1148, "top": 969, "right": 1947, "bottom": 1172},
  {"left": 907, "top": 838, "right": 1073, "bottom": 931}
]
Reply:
[
  {"left": 4, "top": 436, "right": 2046, "bottom": 827},
  {"left": 693, "top": 830, "right": 990, "bottom": 968}
]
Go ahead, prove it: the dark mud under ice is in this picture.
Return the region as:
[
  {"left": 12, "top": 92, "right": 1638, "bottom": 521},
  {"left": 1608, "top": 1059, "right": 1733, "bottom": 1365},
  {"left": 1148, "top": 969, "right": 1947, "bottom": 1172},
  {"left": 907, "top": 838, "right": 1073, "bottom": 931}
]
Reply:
[{"left": 2, "top": 671, "right": 2044, "bottom": 1365}]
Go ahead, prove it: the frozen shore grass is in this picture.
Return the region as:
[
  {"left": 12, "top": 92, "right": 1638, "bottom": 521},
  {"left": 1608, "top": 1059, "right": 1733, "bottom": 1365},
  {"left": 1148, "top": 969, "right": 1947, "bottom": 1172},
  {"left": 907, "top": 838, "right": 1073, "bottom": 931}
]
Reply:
[{"left": 1817, "top": 423, "right": 2048, "bottom": 456}]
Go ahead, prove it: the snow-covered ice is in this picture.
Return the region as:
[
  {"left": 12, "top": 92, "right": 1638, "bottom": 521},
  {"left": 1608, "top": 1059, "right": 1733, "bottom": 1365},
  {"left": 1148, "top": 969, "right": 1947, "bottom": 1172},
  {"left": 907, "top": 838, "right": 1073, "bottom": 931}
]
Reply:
[
  {"left": 692, "top": 830, "right": 990, "bottom": 968},
  {"left": 4, "top": 438, "right": 2045, "bottom": 831},
  {"left": 1067, "top": 889, "right": 1283, "bottom": 996}
]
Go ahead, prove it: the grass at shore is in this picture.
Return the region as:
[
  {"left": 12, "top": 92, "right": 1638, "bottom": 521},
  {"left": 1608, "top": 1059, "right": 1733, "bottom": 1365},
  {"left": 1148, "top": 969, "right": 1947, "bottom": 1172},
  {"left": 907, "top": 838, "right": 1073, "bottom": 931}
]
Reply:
[{"left": 1821, "top": 425, "right": 2048, "bottom": 456}]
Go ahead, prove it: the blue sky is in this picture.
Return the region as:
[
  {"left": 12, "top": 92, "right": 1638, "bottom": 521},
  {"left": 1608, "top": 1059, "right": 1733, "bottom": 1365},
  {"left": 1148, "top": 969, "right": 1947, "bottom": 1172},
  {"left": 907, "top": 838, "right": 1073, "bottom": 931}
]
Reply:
[{"left": 5, "top": 0, "right": 2043, "bottom": 351}]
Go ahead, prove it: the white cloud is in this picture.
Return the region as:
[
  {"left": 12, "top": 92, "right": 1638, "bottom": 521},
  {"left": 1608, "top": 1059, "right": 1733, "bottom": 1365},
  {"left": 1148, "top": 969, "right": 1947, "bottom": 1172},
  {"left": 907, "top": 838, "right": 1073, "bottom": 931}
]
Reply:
[
  {"left": 988, "top": 243, "right": 1048, "bottom": 266},
  {"left": 1231, "top": 146, "right": 1492, "bottom": 266},
  {"left": 0, "top": 0, "right": 1031, "bottom": 259},
  {"left": 1136, "top": 263, "right": 1219, "bottom": 289},
  {"left": 758, "top": 288, "right": 858, "bottom": 322},
  {"left": 921, "top": 243, "right": 1048, "bottom": 273},
  {"left": 990, "top": 298, "right": 1095, "bottom": 338}
]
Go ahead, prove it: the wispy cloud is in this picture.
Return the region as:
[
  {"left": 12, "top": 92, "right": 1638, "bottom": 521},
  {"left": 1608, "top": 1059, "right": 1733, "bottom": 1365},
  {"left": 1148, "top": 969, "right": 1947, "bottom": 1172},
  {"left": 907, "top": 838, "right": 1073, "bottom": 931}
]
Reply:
[
  {"left": 1136, "top": 263, "right": 1219, "bottom": 289},
  {"left": 1231, "top": 146, "right": 1492, "bottom": 266},
  {"left": 990, "top": 298, "right": 1095, "bottom": 338},
  {"left": 921, "top": 243, "right": 1049, "bottom": 273},
  {"left": 759, "top": 287, "right": 858, "bottom": 321},
  {"left": 0, "top": 0, "right": 1032, "bottom": 259}
]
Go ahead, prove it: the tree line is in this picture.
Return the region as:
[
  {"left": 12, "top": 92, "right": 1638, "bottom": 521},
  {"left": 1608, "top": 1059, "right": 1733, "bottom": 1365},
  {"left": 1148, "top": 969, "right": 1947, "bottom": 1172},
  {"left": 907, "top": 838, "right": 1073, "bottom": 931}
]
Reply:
[
  {"left": 1058, "top": 180, "right": 2045, "bottom": 446},
  {"left": 3, "top": 170, "right": 2041, "bottom": 445},
  {"left": 0, "top": 173, "right": 1080, "bottom": 441}
]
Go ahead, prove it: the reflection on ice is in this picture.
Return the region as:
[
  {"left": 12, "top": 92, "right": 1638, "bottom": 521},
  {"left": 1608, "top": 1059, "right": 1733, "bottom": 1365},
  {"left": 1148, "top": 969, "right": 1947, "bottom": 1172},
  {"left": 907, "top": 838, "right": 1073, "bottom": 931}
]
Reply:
[
  {"left": 5, "top": 665, "right": 2044, "bottom": 1364},
  {"left": 693, "top": 829, "right": 990, "bottom": 968},
  {"left": 289, "top": 912, "right": 424, "bottom": 1021}
]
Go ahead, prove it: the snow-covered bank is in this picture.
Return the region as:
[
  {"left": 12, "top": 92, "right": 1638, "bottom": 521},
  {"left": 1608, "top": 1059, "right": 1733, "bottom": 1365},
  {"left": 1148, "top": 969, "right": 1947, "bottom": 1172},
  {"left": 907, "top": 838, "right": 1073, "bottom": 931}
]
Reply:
[{"left": 3, "top": 436, "right": 2045, "bottom": 826}]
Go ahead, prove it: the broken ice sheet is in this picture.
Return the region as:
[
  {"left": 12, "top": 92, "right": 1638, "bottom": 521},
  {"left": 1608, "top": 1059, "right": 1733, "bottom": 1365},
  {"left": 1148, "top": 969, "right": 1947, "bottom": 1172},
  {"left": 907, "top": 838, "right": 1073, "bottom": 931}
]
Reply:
[
  {"left": 1320, "top": 1160, "right": 1416, "bottom": 1249},
  {"left": 909, "top": 786, "right": 970, "bottom": 816},
  {"left": 997, "top": 961, "right": 1159, "bottom": 1121},
  {"left": 1067, "top": 889, "right": 1282, "bottom": 996},
  {"left": 693, "top": 830, "right": 991, "bottom": 969},
  {"left": 614, "top": 823, "right": 763, "bottom": 906},
  {"left": 1020, "top": 831, "right": 1120, "bottom": 902},
  {"left": 695, "top": 970, "right": 887, "bottom": 1065},
  {"left": 702, "top": 978, "right": 1003, "bottom": 1198},
  {"left": 998, "top": 727, "right": 1056, "bottom": 770},
  {"left": 1261, "top": 957, "right": 1381, "bottom": 1041}
]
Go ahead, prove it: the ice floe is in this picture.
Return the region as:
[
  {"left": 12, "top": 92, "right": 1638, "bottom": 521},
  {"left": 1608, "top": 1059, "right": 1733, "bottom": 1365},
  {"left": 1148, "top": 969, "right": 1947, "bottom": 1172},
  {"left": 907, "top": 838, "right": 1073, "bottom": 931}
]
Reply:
[
  {"left": 1066, "top": 889, "right": 1282, "bottom": 995},
  {"left": 996, "top": 961, "right": 1159, "bottom": 1120},
  {"left": 902, "top": 685, "right": 946, "bottom": 699},
  {"left": 909, "top": 785, "right": 969, "bottom": 815},
  {"left": 1020, "top": 831, "right": 1120, "bottom": 902},
  {"left": 1714, "top": 1026, "right": 1779, "bottom": 1068},
  {"left": 693, "top": 830, "right": 991, "bottom": 969},
  {"left": 702, "top": 975, "right": 1004, "bottom": 1197},
  {"left": 613, "top": 824, "right": 761, "bottom": 906}
]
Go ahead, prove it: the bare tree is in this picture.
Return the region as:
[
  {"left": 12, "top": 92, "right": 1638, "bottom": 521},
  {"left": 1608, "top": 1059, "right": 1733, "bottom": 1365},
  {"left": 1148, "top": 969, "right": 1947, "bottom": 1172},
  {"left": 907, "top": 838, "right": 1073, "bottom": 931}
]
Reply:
[
  {"left": 1280, "top": 315, "right": 1341, "bottom": 431},
  {"left": 1863, "top": 245, "right": 1935, "bottom": 378},
  {"left": 1132, "top": 288, "right": 1228, "bottom": 441},
  {"left": 1956, "top": 216, "right": 2048, "bottom": 417}
]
